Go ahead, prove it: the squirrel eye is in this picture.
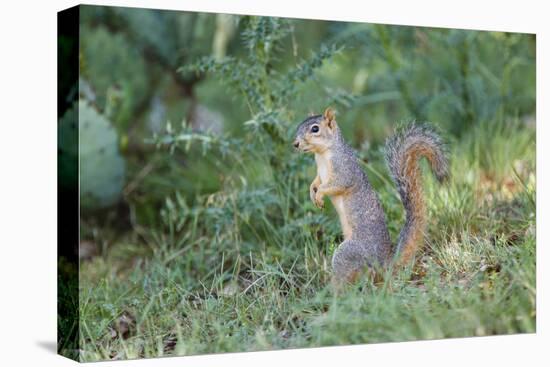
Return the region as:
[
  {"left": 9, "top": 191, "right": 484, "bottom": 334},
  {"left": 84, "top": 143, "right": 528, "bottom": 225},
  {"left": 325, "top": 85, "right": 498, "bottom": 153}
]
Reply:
[{"left": 311, "top": 125, "right": 319, "bottom": 133}]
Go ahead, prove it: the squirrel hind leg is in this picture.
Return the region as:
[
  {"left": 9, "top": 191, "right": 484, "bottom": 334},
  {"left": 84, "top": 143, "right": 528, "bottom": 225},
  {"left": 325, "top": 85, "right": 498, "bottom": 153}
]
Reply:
[{"left": 331, "top": 240, "right": 373, "bottom": 285}]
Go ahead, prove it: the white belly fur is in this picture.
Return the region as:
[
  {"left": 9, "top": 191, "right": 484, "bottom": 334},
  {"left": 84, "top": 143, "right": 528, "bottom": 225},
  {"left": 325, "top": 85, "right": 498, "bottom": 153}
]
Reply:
[
  {"left": 315, "top": 152, "right": 331, "bottom": 184},
  {"left": 332, "top": 195, "right": 352, "bottom": 239},
  {"left": 315, "top": 152, "right": 352, "bottom": 239}
]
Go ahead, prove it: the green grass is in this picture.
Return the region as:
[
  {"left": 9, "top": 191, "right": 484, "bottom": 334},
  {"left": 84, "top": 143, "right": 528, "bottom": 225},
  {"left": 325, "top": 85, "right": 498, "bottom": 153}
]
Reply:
[{"left": 77, "top": 120, "right": 535, "bottom": 362}]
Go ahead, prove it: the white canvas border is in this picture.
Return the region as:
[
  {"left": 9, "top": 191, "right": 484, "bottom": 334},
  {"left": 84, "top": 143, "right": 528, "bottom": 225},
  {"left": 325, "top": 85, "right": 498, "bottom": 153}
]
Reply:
[{"left": 0, "top": 0, "right": 546, "bottom": 366}]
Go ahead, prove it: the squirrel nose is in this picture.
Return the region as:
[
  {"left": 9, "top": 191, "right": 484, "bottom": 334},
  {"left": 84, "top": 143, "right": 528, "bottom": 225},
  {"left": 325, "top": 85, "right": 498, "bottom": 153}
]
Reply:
[{"left": 293, "top": 140, "right": 300, "bottom": 148}]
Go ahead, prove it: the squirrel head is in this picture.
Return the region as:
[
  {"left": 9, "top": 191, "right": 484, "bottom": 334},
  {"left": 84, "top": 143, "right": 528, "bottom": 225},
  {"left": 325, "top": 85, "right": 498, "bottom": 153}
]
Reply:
[{"left": 293, "top": 107, "right": 340, "bottom": 154}]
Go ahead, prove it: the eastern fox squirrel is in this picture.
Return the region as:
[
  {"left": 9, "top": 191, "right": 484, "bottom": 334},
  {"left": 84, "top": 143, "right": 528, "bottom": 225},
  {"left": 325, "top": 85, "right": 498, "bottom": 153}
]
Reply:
[{"left": 293, "top": 108, "right": 448, "bottom": 284}]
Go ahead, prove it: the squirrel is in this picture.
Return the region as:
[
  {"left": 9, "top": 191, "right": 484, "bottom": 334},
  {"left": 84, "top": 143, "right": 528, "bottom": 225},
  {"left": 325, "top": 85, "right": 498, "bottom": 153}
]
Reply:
[{"left": 293, "top": 108, "right": 449, "bottom": 284}]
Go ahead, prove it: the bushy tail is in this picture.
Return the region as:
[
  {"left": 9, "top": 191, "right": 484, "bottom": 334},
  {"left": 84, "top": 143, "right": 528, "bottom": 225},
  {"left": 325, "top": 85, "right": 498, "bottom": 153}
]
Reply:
[{"left": 385, "top": 123, "right": 449, "bottom": 267}]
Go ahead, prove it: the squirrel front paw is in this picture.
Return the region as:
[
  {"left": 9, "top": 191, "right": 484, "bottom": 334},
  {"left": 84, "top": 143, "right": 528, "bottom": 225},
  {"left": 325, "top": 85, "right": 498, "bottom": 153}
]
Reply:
[
  {"left": 313, "top": 189, "right": 325, "bottom": 209},
  {"left": 309, "top": 182, "right": 324, "bottom": 209},
  {"left": 309, "top": 184, "right": 317, "bottom": 205}
]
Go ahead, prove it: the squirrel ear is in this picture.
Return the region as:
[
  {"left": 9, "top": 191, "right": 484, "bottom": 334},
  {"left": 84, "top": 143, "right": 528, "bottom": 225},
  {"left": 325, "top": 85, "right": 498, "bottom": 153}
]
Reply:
[
  {"left": 323, "top": 107, "right": 336, "bottom": 129},
  {"left": 323, "top": 107, "right": 335, "bottom": 121}
]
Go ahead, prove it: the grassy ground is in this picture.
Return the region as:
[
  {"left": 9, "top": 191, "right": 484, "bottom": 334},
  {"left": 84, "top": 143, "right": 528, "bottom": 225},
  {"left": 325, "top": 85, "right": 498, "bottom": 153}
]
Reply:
[{"left": 77, "top": 119, "right": 535, "bottom": 362}]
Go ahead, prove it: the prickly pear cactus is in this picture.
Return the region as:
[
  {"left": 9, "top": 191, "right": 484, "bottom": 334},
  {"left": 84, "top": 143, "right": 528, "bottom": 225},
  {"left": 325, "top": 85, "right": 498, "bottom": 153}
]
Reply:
[
  {"left": 58, "top": 100, "right": 125, "bottom": 209},
  {"left": 58, "top": 103, "right": 79, "bottom": 190}
]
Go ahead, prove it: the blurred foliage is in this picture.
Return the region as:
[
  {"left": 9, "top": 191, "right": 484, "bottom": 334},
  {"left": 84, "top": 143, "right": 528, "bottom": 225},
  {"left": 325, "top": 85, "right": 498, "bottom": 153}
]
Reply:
[{"left": 74, "top": 5, "right": 535, "bottom": 228}]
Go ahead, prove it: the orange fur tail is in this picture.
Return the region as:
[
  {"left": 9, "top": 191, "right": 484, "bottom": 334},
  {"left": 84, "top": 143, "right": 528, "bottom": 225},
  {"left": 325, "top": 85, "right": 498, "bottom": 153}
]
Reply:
[{"left": 385, "top": 124, "right": 449, "bottom": 266}]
